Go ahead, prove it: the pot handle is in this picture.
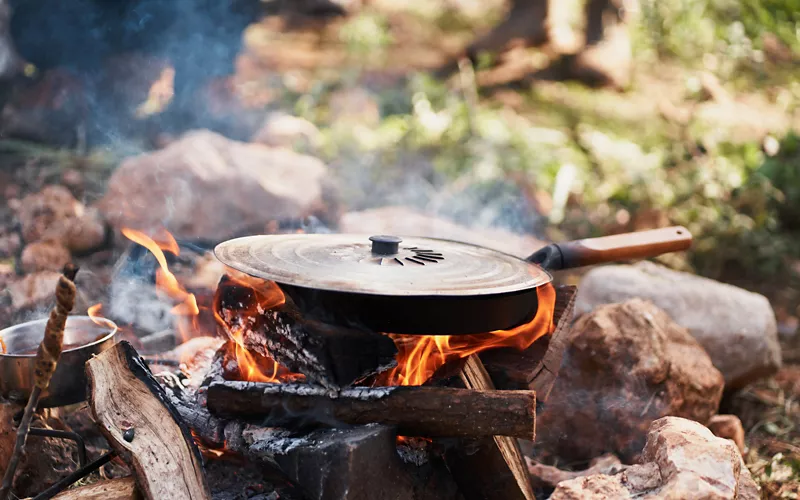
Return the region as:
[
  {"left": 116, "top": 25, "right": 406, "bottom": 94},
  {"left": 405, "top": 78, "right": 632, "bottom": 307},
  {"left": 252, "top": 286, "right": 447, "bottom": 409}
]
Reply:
[{"left": 526, "top": 226, "right": 692, "bottom": 271}]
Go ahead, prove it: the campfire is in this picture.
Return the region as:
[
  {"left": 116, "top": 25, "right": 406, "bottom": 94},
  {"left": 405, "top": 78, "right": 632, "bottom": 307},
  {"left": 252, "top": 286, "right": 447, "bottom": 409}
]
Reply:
[{"left": 0, "top": 225, "right": 694, "bottom": 499}]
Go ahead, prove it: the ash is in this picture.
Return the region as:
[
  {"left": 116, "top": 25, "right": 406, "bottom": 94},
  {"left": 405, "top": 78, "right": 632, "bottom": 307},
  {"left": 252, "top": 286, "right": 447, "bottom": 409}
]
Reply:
[{"left": 244, "top": 426, "right": 310, "bottom": 456}]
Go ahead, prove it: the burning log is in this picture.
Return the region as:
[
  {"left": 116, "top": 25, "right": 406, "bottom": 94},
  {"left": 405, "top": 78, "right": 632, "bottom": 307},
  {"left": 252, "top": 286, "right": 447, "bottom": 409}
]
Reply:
[
  {"left": 86, "top": 341, "right": 210, "bottom": 500},
  {"left": 480, "top": 285, "right": 577, "bottom": 398},
  {"left": 440, "top": 355, "right": 536, "bottom": 500},
  {"left": 216, "top": 275, "right": 398, "bottom": 389},
  {"left": 207, "top": 381, "right": 536, "bottom": 440},
  {"left": 51, "top": 477, "right": 139, "bottom": 500}
]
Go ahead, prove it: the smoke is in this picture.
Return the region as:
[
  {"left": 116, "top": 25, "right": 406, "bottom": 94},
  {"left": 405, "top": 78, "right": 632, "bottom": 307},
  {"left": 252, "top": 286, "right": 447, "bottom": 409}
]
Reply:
[{"left": 4, "top": 0, "right": 265, "bottom": 144}]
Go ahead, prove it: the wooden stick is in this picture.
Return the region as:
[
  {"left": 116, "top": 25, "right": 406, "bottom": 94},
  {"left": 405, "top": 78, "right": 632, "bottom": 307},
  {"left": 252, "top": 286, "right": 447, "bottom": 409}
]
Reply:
[
  {"left": 0, "top": 265, "right": 77, "bottom": 500},
  {"left": 51, "top": 476, "right": 140, "bottom": 500},
  {"left": 86, "top": 342, "right": 210, "bottom": 500},
  {"left": 207, "top": 381, "right": 536, "bottom": 440},
  {"left": 443, "top": 355, "right": 536, "bottom": 500}
]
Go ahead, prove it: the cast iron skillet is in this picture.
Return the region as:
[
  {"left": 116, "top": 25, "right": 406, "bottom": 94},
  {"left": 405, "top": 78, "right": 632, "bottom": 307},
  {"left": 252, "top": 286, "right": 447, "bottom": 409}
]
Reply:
[{"left": 214, "top": 226, "right": 692, "bottom": 335}]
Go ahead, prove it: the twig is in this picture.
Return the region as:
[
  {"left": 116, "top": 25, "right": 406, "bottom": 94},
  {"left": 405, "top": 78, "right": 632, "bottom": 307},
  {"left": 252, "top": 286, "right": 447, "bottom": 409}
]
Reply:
[{"left": 0, "top": 264, "right": 78, "bottom": 500}]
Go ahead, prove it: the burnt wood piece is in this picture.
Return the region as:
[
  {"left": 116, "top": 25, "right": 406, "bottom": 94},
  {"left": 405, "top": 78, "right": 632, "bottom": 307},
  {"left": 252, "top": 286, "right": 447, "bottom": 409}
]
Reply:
[
  {"left": 247, "top": 424, "right": 417, "bottom": 500},
  {"left": 86, "top": 341, "right": 210, "bottom": 500},
  {"left": 52, "top": 476, "right": 140, "bottom": 500},
  {"left": 207, "top": 381, "right": 536, "bottom": 440},
  {"left": 441, "top": 355, "right": 536, "bottom": 500},
  {"left": 217, "top": 276, "right": 398, "bottom": 389},
  {"left": 481, "top": 285, "right": 577, "bottom": 399}
]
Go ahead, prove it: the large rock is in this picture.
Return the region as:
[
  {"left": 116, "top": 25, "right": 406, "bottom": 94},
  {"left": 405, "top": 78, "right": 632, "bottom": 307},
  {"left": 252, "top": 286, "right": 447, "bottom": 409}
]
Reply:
[
  {"left": 575, "top": 261, "right": 781, "bottom": 389},
  {"left": 550, "top": 417, "right": 759, "bottom": 499},
  {"left": 537, "top": 299, "right": 724, "bottom": 463},
  {"left": 98, "top": 130, "right": 337, "bottom": 241},
  {"left": 16, "top": 185, "right": 106, "bottom": 253},
  {"left": 339, "top": 206, "right": 545, "bottom": 259}
]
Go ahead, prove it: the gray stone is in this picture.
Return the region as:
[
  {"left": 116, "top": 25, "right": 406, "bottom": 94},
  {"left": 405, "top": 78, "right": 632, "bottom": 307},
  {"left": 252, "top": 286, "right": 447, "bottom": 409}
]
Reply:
[{"left": 575, "top": 261, "right": 781, "bottom": 388}]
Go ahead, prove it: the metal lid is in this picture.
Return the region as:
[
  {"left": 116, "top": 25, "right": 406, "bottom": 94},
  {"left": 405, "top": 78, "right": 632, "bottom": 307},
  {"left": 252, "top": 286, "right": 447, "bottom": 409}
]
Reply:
[{"left": 214, "top": 233, "right": 552, "bottom": 297}]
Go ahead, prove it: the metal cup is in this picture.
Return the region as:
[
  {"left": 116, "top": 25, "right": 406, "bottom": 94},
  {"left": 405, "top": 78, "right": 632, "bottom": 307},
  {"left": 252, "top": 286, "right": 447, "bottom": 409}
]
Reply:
[{"left": 0, "top": 316, "right": 117, "bottom": 407}]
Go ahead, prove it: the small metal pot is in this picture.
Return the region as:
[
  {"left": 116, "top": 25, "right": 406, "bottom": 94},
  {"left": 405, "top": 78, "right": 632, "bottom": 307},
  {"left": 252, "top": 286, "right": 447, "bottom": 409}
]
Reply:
[{"left": 0, "top": 316, "right": 117, "bottom": 407}]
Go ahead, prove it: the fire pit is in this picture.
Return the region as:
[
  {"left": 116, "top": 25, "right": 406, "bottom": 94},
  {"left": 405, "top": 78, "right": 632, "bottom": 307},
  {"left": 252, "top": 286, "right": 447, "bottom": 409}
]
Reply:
[{"left": 0, "top": 226, "right": 694, "bottom": 500}]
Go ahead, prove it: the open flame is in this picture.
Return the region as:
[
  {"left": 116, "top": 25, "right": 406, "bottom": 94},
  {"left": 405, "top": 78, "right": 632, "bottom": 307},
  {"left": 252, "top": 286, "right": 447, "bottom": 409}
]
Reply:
[
  {"left": 91, "top": 227, "right": 557, "bottom": 389},
  {"left": 376, "top": 284, "right": 557, "bottom": 386},
  {"left": 121, "top": 228, "right": 200, "bottom": 343},
  {"left": 212, "top": 273, "right": 300, "bottom": 383}
]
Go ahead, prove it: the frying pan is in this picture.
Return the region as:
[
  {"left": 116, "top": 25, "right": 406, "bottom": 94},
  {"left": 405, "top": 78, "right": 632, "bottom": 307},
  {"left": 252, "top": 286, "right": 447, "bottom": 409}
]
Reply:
[{"left": 214, "top": 226, "right": 692, "bottom": 335}]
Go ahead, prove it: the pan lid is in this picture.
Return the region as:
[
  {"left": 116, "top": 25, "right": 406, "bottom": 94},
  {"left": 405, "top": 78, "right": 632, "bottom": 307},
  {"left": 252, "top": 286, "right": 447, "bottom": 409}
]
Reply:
[{"left": 214, "top": 233, "right": 552, "bottom": 297}]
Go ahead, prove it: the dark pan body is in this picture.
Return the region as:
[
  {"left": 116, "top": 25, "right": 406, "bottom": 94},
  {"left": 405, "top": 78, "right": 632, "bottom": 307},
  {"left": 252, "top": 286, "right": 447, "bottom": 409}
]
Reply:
[{"left": 279, "top": 283, "right": 541, "bottom": 336}]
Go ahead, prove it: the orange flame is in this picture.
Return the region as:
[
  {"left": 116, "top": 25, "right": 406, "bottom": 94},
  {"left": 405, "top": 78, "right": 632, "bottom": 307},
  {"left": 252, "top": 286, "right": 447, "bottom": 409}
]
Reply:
[
  {"left": 213, "top": 273, "right": 299, "bottom": 383},
  {"left": 122, "top": 228, "right": 199, "bottom": 342},
  {"left": 376, "top": 283, "right": 556, "bottom": 386},
  {"left": 87, "top": 303, "right": 104, "bottom": 326}
]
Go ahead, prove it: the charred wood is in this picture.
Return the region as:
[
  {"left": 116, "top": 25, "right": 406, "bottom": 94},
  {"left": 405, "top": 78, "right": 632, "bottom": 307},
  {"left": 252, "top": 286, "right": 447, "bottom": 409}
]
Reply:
[
  {"left": 480, "top": 285, "right": 577, "bottom": 399},
  {"left": 207, "top": 381, "right": 536, "bottom": 440},
  {"left": 217, "top": 275, "right": 397, "bottom": 389},
  {"left": 439, "top": 355, "right": 536, "bottom": 500},
  {"left": 86, "top": 341, "right": 210, "bottom": 500}
]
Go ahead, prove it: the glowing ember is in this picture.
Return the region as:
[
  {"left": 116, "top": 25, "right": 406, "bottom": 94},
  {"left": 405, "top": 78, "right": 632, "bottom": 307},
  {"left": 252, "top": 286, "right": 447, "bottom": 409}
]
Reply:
[{"left": 375, "top": 284, "right": 557, "bottom": 386}]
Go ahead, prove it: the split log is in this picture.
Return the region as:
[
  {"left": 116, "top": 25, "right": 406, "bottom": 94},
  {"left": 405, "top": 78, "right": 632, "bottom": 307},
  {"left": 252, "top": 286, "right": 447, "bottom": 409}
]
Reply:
[
  {"left": 51, "top": 477, "right": 140, "bottom": 500},
  {"left": 216, "top": 275, "right": 397, "bottom": 389},
  {"left": 86, "top": 341, "right": 210, "bottom": 500},
  {"left": 207, "top": 381, "right": 536, "bottom": 440},
  {"left": 481, "top": 285, "right": 577, "bottom": 399},
  {"left": 440, "top": 355, "right": 536, "bottom": 500}
]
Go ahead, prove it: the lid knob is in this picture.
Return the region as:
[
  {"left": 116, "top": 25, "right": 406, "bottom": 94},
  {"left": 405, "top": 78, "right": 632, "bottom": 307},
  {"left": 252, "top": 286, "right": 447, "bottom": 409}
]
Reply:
[{"left": 370, "top": 235, "right": 402, "bottom": 255}]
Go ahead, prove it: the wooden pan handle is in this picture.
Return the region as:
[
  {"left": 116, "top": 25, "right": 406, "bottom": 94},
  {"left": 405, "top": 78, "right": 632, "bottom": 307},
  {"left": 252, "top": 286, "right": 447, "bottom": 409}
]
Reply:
[{"left": 527, "top": 226, "right": 692, "bottom": 270}]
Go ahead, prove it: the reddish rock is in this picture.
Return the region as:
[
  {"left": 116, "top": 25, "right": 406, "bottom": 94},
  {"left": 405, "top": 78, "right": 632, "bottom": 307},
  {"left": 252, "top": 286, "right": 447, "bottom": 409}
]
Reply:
[
  {"left": 537, "top": 299, "right": 725, "bottom": 463},
  {"left": 576, "top": 262, "right": 782, "bottom": 389},
  {"left": 707, "top": 414, "right": 746, "bottom": 454},
  {"left": 0, "top": 69, "right": 85, "bottom": 146},
  {"left": 98, "top": 130, "right": 337, "bottom": 241},
  {"left": 551, "top": 417, "right": 759, "bottom": 499},
  {"left": 339, "top": 206, "right": 545, "bottom": 259},
  {"left": 6, "top": 270, "right": 61, "bottom": 311},
  {"left": 15, "top": 185, "right": 106, "bottom": 253},
  {"left": 20, "top": 240, "right": 71, "bottom": 273},
  {"left": 528, "top": 454, "right": 625, "bottom": 488}
]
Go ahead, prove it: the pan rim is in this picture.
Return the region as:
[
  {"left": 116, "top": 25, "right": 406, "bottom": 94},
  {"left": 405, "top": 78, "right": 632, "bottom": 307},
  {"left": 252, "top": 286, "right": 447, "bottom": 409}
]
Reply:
[{"left": 214, "top": 233, "right": 554, "bottom": 298}]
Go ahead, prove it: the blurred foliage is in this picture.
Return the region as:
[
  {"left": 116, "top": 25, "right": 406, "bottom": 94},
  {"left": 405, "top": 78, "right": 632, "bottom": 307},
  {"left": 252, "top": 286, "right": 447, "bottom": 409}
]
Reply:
[{"left": 636, "top": 0, "right": 800, "bottom": 78}]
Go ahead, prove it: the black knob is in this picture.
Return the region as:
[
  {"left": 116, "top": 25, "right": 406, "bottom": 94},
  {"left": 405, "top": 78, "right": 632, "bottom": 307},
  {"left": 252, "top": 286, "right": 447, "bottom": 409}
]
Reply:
[{"left": 370, "top": 235, "right": 402, "bottom": 255}]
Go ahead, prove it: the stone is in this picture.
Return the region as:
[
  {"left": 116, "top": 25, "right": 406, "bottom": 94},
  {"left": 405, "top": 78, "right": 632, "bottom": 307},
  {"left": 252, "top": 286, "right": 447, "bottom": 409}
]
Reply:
[
  {"left": 19, "top": 240, "right": 71, "bottom": 273},
  {"left": 251, "top": 111, "right": 321, "bottom": 151},
  {"left": 707, "top": 414, "right": 746, "bottom": 454},
  {"left": 575, "top": 261, "right": 782, "bottom": 388},
  {"left": 15, "top": 185, "right": 106, "bottom": 253},
  {"left": 550, "top": 417, "right": 759, "bottom": 499},
  {"left": 6, "top": 270, "right": 61, "bottom": 311},
  {"left": 98, "top": 130, "right": 337, "bottom": 241},
  {"left": 0, "top": 231, "right": 21, "bottom": 258},
  {"left": 536, "top": 299, "right": 724, "bottom": 463},
  {"left": 339, "top": 206, "right": 545, "bottom": 259},
  {"left": 0, "top": 69, "right": 85, "bottom": 146},
  {"left": 528, "top": 454, "right": 626, "bottom": 488}
]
